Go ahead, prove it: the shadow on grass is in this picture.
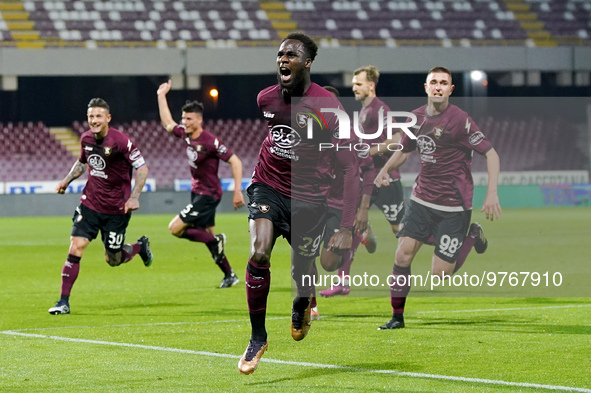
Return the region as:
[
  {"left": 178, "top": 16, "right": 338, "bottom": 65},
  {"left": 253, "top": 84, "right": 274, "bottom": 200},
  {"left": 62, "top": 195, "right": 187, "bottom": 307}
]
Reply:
[
  {"left": 414, "top": 315, "right": 591, "bottom": 335},
  {"left": 243, "top": 365, "right": 424, "bottom": 393}
]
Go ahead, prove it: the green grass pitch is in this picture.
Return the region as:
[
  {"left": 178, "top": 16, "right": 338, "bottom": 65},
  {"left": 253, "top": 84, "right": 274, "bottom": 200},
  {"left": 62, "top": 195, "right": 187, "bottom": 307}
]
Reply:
[{"left": 1, "top": 207, "right": 590, "bottom": 392}]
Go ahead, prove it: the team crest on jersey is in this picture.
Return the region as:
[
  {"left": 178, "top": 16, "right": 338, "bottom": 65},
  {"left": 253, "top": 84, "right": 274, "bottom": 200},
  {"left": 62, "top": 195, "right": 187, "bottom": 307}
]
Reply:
[
  {"left": 433, "top": 127, "right": 444, "bottom": 139},
  {"left": 194, "top": 145, "right": 203, "bottom": 152},
  {"left": 258, "top": 204, "right": 270, "bottom": 213},
  {"left": 103, "top": 146, "right": 112, "bottom": 156},
  {"left": 296, "top": 112, "right": 309, "bottom": 128}
]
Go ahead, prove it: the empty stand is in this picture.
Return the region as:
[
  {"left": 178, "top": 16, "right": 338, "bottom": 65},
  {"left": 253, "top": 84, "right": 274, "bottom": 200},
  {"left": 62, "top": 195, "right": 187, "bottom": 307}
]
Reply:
[
  {"left": 2, "top": 116, "right": 587, "bottom": 188},
  {"left": 0, "top": 121, "right": 78, "bottom": 182},
  {"left": 0, "top": 0, "right": 587, "bottom": 47},
  {"left": 72, "top": 118, "right": 267, "bottom": 189}
]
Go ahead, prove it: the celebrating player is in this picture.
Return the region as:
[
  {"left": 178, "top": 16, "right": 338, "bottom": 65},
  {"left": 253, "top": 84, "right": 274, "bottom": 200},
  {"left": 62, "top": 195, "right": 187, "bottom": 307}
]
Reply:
[
  {"left": 375, "top": 67, "right": 502, "bottom": 329},
  {"left": 157, "top": 80, "right": 245, "bottom": 288},
  {"left": 238, "top": 33, "right": 360, "bottom": 374},
  {"left": 48, "top": 98, "right": 153, "bottom": 315},
  {"left": 319, "top": 85, "right": 377, "bottom": 298}
]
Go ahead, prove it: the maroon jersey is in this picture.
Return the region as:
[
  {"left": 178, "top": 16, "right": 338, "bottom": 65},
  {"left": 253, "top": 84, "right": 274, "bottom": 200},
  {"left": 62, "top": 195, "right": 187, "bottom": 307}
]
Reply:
[
  {"left": 172, "top": 126, "right": 234, "bottom": 199},
  {"left": 253, "top": 83, "right": 360, "bottom": 228},
  {"left": 400, "top": 104, "right": 492, "bottom": 210},
  {"left": 359, "top": 97, "right": 401, "bottom": 180},
  {"left": 326, "top": 151, "right": 374, "bottom": 211},
  {"left": 78, "top": 128, "right": 146, "bottom": 215}
]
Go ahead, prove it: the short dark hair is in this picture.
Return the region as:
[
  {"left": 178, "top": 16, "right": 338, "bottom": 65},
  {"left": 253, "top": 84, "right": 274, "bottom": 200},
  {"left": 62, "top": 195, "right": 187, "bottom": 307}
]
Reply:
[
  {"left": 427, "top": 66, "right": 452, "bottom": 80},
  {"left": 354, "top": 65, "right": 380, "bottom": 84},
  {"left": 282, "top": 32, "right": 318, "bottom": 61},
  {"left": 88, "top": 98, "right": 110, "bottom": 112},
  {"left": 323, "top": 85, "right": 340, "bottom": 97},
  {"left": 182, "top": 100, "right": 204, "bottom": 115}
]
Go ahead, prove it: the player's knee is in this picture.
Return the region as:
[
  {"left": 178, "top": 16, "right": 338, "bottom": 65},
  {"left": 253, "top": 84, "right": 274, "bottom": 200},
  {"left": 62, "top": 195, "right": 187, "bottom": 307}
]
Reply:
[
  {"left": 250, "top": 248, "right": 271, "bottom": 267},
  {"left": 395, "top": 248, "right": 413, "bottom": 267},
  {"left": 169, "top": 224, "right": 183, "bottom": 237},
  {"left": 320, "top": 250, "right": 342, "bottom": 272},
  {"left": 105, "top": 250, "right": 123, "bottom": 267}
]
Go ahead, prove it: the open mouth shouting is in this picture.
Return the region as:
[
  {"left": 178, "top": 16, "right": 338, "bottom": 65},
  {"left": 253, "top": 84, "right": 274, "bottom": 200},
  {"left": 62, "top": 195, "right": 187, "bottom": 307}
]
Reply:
[{"left": 279, "top": 66, "right": 293, "bottom": 85}]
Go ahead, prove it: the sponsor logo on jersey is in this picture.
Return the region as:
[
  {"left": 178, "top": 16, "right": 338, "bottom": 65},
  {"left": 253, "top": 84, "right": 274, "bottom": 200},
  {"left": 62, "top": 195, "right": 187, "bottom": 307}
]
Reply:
[
  {"left": 270, "top": 125, "right": 301, "bottom": 149},
  {"left": 433, "top": 126, "right": 444, "bottom": 139},
  {"left": 469, "top": 131, "right": 485, "bottom": 146},
  {"left": 90, "top": 169, "right": 108, "bottom": 179},
  {"left": 84, "top": 146, "right": 93, "bottom": 152},
  {"left": 187, "top": 147, "right": 198, "bottom": 162},
  {"left": 263, "top": 111, "right": 275, "bottom": 119},
  {"left": 130, "top": 148, "right": 141, "bottom": 161},
  {"left": 88, "top": 154, "right": 106, "bottom": 170},
  {"left": 417, "top": 135, "right": 436, "bottom": 155},
  {"left": 258, "top": 204, "right": 270, "bottom": 213}
]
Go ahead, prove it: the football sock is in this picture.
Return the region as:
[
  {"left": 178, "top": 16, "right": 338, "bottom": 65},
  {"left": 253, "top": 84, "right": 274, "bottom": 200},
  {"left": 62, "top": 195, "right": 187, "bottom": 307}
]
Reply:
[
  {"left": 246, "top": 261, "right": 270, "bottom": 342},
  {"left": 390, "top": 264, "right": 411, "bottom": 314},
  {"left": 453, "top": 234, "right": 476, "bottom": 274},
  {"left": 122, "top": 243, "right": 141, "bottom": 263},
  {"left": 182, "top": 227, "right": 216, "bottom": 244},
  {"left": 60, "top": 254, "right": 81, "bottom": 300},
  {"left": 217, "top": 256, "right": 232, "bottom": 275},
  {"left": 293, "top": 296, "right": 311, "bottom": 313}
]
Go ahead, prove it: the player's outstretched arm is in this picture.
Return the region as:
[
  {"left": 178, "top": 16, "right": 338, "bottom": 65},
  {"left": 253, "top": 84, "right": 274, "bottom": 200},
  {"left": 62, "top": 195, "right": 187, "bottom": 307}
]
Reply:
[
  {"left": 156, "top": 79, "right": 177, "bottom": 132},
  {"left": 227, "top": 154, "right": 245, "bottom": 210},
  {"left": 56, "top": 160, "right": 86, "bottom": 194},
  {"left": 481, "top": 148, "right": 502, "bottom": 221},
  {"left": 374, "top": 150, "right": 410, "bottom": 188},
  {"left": 125, "top": 164, "right": 148, "bottom": 213}
]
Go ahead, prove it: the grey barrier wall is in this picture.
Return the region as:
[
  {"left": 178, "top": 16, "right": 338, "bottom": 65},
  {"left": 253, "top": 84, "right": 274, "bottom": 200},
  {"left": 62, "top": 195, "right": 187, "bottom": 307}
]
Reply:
[
  {"left": 0, "top": 191, "right": 244, "bottom": 217},
  {"left": 1, "top": 46, "right": 591, "bottom": 77}
]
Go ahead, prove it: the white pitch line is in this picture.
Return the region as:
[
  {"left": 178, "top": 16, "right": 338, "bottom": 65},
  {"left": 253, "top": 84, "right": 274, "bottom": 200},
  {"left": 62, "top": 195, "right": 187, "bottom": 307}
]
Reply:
[{"left": 1, "top": 330, "right": 589, "bottom": 393}]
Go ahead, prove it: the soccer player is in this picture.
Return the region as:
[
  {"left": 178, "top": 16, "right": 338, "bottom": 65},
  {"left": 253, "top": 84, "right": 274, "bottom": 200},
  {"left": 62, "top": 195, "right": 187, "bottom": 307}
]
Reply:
[
  {"left": 238, "top": 33, "right": 360, "bottom": 374},
  {"left": 354, "top": 65, "right": 405, "bottom": 236},
  {"left": 319, "top": 86, "right": 377, "bottom": 297},
  {"left": 320, "top": 65, "right": 401, "bottom": 297},
  {"left": 48, "top": 98, "right": 153, "bottom": 315},
  {"left": 375, "top": 67, "right": 502, "bottom": 329},
  {"left": 157, "top": 80, "right": 245, "bottom": 288}
]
